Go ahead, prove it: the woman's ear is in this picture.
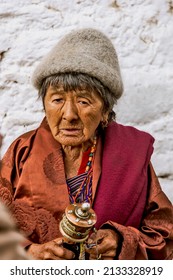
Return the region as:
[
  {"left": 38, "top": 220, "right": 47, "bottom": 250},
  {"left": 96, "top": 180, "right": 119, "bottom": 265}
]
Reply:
[
  {"left": 102, "top": 111, "right": 109, "bottom": 122},
  {"left": 101, "top": 112, "right": 109, "bottom": 128}
]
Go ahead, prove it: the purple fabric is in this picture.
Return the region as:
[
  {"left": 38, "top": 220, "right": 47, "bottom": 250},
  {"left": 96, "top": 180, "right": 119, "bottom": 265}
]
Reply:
[
  {"left": 93, "top": 122, "right": 154, "bottom": 229},
  {"left": 66, "top": 172, "right": 92, "bottom": 203}
]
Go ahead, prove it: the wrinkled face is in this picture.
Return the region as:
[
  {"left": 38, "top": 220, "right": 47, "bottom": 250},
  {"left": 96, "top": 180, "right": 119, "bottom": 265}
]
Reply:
[{"left": 44, "top": 85, "right": 106, "bottom": 146}]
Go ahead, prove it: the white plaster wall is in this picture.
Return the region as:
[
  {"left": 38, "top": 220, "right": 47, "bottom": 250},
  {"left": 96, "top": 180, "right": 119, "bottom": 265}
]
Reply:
[{"left": 0, "top": 0, "right": 173, "bottom": 201}]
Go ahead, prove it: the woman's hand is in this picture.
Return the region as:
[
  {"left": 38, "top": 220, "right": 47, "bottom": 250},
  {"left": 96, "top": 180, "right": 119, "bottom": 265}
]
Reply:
[
  {"left": 85, "top": 229, "right": 120, "bottom": 260},
  {"left": 27, "top": 238, "right": 75, "bottom": 260}
]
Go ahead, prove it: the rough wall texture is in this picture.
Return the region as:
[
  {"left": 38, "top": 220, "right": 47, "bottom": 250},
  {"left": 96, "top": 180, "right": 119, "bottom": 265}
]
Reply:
[{"left": 0, "top": 0, "right": 173, "bottom": 201}]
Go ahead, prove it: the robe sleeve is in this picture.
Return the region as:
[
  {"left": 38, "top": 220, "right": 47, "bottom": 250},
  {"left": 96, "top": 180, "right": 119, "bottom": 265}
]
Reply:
[
  {"left": 102, "top": 163, "right": 173, "bottom": 260},
  {"left": 0, "top": 136, "right": 34, "bottom": 250}
]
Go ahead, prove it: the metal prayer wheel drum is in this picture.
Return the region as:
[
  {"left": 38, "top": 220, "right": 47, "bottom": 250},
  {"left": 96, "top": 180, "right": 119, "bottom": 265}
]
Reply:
[{"left": 59, "top": 203, "right": 97, "bottom": 243}]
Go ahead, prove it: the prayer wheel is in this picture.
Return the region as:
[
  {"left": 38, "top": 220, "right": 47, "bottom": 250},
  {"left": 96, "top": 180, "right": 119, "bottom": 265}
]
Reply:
[{"left": 59, "top": 202, "right": 97, "bottom": 243}]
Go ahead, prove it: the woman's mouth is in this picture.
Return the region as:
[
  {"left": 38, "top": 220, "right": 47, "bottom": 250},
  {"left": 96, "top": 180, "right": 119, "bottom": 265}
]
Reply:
[{"left": 59, "top": 128, "right": 82, "bottom": 136}]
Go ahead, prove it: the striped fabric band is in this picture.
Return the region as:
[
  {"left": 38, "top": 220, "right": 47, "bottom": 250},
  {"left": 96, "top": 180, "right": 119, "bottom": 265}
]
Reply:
[{"left": 66, "top": 171, "right": 92, "bottom": 204}]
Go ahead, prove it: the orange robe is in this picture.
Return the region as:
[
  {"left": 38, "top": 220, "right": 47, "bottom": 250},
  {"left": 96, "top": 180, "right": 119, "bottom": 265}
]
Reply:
[{"left": 0, "top": 118, "right": 173, "bottom": 259}]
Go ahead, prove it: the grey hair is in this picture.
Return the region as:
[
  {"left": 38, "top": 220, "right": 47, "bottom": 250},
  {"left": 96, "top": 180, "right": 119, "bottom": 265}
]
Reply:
[{"left": 38, "top": 72, "right": 117, "bottom": 122}]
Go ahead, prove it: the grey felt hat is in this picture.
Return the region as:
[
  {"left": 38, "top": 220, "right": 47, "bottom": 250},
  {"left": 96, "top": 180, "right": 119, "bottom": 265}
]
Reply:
[{"left": 32, "top": 28, "right": 123, "bottom": 99}]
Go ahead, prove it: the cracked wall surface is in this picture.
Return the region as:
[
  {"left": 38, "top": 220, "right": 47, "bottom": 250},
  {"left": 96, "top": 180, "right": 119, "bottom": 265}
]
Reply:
[{"left": 0, "top": 0, "right": 173, "bottom": 201}]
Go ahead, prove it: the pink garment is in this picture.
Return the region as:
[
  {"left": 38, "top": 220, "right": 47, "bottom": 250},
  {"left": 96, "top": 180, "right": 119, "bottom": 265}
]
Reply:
[{"left": 93, "top": 121, "right": 154, "bottom": 229}]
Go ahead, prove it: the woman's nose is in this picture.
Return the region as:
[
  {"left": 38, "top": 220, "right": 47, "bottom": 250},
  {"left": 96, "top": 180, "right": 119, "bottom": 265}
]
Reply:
[{"left": 62, "top": 101, "right": 78, "bottom": 121}]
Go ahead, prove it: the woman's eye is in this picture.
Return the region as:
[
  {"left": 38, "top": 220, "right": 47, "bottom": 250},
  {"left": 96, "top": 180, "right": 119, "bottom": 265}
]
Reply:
[
  {"left": 78, "top": 100, "right": 90, "bottom": 105},
  {"left": 52, "top": 98, "right": 63, "bottom": 103}
]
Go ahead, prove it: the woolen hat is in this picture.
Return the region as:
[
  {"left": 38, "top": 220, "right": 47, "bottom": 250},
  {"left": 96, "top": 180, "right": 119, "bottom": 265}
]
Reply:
[{"left": 32, "top": 28, "right": 123, "bottom": 99}]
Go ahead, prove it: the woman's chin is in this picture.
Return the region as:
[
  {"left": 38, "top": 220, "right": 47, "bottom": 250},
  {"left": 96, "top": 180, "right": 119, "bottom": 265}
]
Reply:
[{"left": 55, "top": 135, "right": 84, "bottom": 147}]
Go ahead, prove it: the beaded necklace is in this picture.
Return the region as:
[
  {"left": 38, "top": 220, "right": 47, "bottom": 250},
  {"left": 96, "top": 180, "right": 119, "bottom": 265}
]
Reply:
[
  {"left": 85, "top": 136, "right": 97, "bottom": 172},
  {"left": 67, "top": 136, "right": 97, "bottom": 204}
]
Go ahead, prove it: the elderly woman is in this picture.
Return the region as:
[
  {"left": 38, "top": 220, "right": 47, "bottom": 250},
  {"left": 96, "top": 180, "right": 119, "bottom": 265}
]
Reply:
[{"left": 0, "top": 28, "right": 173, "bottom": 260}]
